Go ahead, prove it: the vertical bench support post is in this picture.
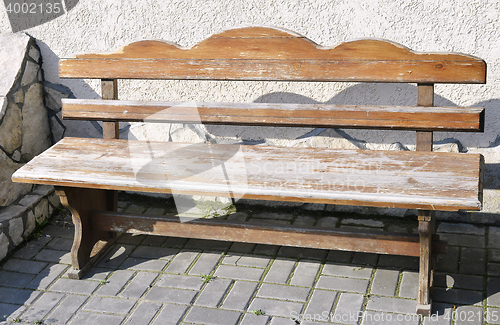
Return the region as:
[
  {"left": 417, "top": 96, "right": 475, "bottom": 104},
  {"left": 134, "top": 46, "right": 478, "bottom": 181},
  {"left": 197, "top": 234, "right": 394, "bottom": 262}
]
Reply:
[{"left": 416, "top": 83, "right": 436, "bottom": 315}]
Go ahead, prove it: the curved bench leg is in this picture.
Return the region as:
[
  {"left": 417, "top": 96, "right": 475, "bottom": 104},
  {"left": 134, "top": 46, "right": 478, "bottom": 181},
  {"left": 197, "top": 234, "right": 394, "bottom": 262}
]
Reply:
[
  {"left": 55, "top": 187, "right": 117, "bottom": 279},
  {"left": 417, "top": 210, "right": 435, "bottom": 315}
]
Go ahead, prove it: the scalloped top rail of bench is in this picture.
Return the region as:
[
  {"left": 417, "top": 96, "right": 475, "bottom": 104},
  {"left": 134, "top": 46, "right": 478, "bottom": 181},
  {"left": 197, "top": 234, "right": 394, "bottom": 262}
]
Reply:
[{"left": 12, "top": 26, "right": 487, "bottom": 315}]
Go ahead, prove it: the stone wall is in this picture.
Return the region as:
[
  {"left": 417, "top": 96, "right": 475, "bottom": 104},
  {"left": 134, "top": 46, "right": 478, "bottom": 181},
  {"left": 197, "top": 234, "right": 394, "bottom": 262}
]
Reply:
[{"left": 0, "top": 32, "right": 60, "bottom": 261}]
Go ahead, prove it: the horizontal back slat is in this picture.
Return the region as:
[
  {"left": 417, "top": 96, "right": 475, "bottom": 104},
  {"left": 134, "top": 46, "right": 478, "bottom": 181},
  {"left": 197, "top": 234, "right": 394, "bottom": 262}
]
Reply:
[
  {"left": 59, "top": 27, "right": 486, "bottom": 83},
  {"left": 62, "top": 99, "right": 485, "bottom": 132}
]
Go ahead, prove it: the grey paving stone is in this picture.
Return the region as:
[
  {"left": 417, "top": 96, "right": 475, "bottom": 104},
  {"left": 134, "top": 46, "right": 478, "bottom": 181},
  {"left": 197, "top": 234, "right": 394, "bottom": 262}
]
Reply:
[
  {"left": 277, "top": 246, "right": 327, "bottom": 260},
  {"left": 240, "top": 313, "right": 270, "bottom": 325},
  {"left": 488, "top": 263, "right": 500, "bottom": 277},
  {"left": 290, "top": 260, "right": 321, "bottom": 287},
  {"left": 316, "top": 216, "right": 338, "bottom": 228},
  {"left": 423, "top": 302, "right": 453, "bottom": 325},
  {"left": 97, "top": 244, "right": 135, "bottom": 269},
  {"left": 130, "top": 246, "right": 178, "bottom": 260},
  {"left": 21, "top": 292, "right": 64, "bottom": 323},
  {"left": 459, "top": 248, "right": 486, "bottom": 275},
  {"left": 33, "top": 249, "right": 71, "bottom": 264},
  {"left": 342, "top": 218, "right": 384, "bottom": 228},
  {"left": 248, "top": 297, "right": 303, "bottom": 318},
  {"left": 365, "top": 296, "right": 416, "bottom": 315},
  {"left": 124, "top": 204, "right": 146, "bottom": 214},
  {"left": 221, "top": 281, "right": 258, "bottom": 311},
  {"left": 45, "top": 294, "right": 88, "bottom": 325},
  {"left": 77, "top": 267, "right": 111, "bottom": 281},
  {"left": 332, "top": 292, "right": 365, "bottom": 325},
  {"left": 440, "top": 233, "right": 485, "bottom": 249},
  {"left": 0, "top": 287, "right": 40, "bottom": 305},
  {"left": 326, "top": 250, "right": 353, "bottom": 263},
  {"left": 264, "top": 259, "right": 295, "bottom": 284},
  {"left": 194, "top": 278, "right": 232, "bottom": 307},
  {"left": 0, "top": 303, "right": 26, "bottom": 322},
  {"left": 164, "top": 250, "right": 200, "bottom": 273},
  {"left": 487, "top": 277, "right": 500, "bottom": 307},
  {"left": 433, "top": 287, "right": 482, "bottom": 305},
  {"left": 489, "top": 227, "right": 500, "bottom": 249},
  {"left": 120, "top": 257, "right": 168, "bottom": 271},
  {"left": 352, "top": 252, "right": 379, "bottom": 266},
  {"left": 12, "top": 237, "right": 51, "bottom": 260},
  {"left": 454, "top": 305, "right": 483, "bottom": 325},
  {"left": 68, "top": 311, "right": 124, "bottom": 325},
  {"left": 0, "top": 270, "right": 35, "bottom": 288},
  {"left": 229, "top": 242, "right": 256, "bottom": 253},
  {"left": 49, "top": 278, "right": 99, "bottom": 295},
  {"left": 323, "top": 263, "right": 373, "bottom": 279},
  {"left": 214, "top": 265, "right": 265, "bottom": 281},
  {"left": 360, "top": 310, "right": 420, "bottom": 325},
  {"left": 257, "top": 283, "right": 310, "bottom": 302},
  {"left": 156, "top": 273, "right": 205, "bottom": 290},
  {"left": 435, "top": 246, "right": 459, "bottom": 273},
  {"left": 151, "top": 303, "right": 188, "bottom": 325},
  {"left": 189, "top": 251, "right": 223, "bottom": 276},
  {"left": 269, "top": 317, "right": 298, "bottom": 324},
  {"left": 184, "top": 306, "right": 242, "bottom": 325},
  {"left": 437, "top": 223, "right": 485, "bottom": 236},
  {"left": 485, "top": 308, "right": 500, "bottom": 325},
  {"left": 377, "top": 255, "right": 419, "bottom": 270},
  {"left": 294, "top": 215, "right": 316, "bottom": 226},
  {"left": 1, "top": 259, "right": 48, "bottom": 274},
  {"left": 253, "top": 244, "right": 280, "bottom": 256},
  {"left": 222, "top": 254, "right": 271, "bottom": 268},
  {"left": 303, "top": 289, "right": 337, "bottom": 321},
  {"left": 119, "top": 271, "right": 158, "bottom": 299},
  {"left": 124, "top": 301, "right": 162, "bottom": 325},
  {"left": 316, "top": 275, "right": 369, "bottom": 293},
  {"left": 144, "top": 287, "right": 197, "bottom": 304},
  {"left": 398, "top": 271, "right": 418, "bottom": 299},
  {"left": 42, "top": 225, "right": 74, "bottom": 239},
  {"left": 489, "top": 249, "right": 500, "bottom": 262},
  {"left": 184, "top": 238, "right": 232, "bottom": 251},
  {"left": 46, "top": 237, "right": 73, "bottom": 251},
  {"left": 370, "top": 269, "right": 399, "bottom": 296},
  {"left": 253, "top": 212, "right": 293, "bottom": 220},
  {"left": 140, "top": 235, "right": 167, "bottom": 247},
  {"left": 26, "top": 263, "right": 68, "bottom": 290},
  {"left": 82, "top": 296, "right": 136, "bottom": 315},
  {"left": 95, "top": 270, "right": 135, "bottom": 296},
  {"left": 434, "top": 273, "right": 484, "bottom": 291},
  {"left": 162, "top": 236, "right": 189, "bottom": 248}
]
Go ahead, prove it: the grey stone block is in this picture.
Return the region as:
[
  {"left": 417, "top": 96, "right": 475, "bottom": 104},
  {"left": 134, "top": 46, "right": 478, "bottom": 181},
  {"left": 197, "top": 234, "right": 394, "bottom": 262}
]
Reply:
[
  {"left": 489, "top": 227, "right": 500, "bottom": 249},
  {"left": 253, "top": 212, "right": 293, "bottom": 220},
  {"left": 184, "top": 238, "right": 232, "bottom": 251},
  {"left": 221, "top": 280, "right": 258, "bottom": 311},
  {"left": 229, "top": 242, "right": 256, "bottom": 253},
  {"left": 124, "top": 301, "right": 162, "bottom": 325},
  {"left": 435, "top": 246, "right": 459, "bottom": 273},
  {"left": 422, "top": 302, "right": 453, "bottom": 325},
  {"left": 370, "top": 268, "right": 399, "bottom": 296},
  {"left": 68, "top": 312, "right": 124, "bottom": 325},
  {"left": 440, "top": 233, "right": 485, "bottom": 249},
  {"left": 316, "top": 276, "right": 369, "bottom": 293},
  {"left": 303, "top": 289, "right": 337, "bottom": 320},
  {"left": 194, "top": 277, "right": 232, "bottom": 307},
  {"left": 95, "top": 270, "right": 135, "bottom": 296},
  {"left": 342, "top": 218, "right": 384, "bottom": 228},
  {"left": 352, "top": 252, "right": 379, "bottom": 266},
  {"left": 49, "top": 278, "right": 99, "bottom": 295},
  {"left": 44, "top": 294, "right": 88, "bottom": 325},
  {"left": 83, "top": 296, "right": 136, "bottom": 315},
  {"left": 120, "top": 257, "right": 168, "bottom": 271},
  {"left": 398, "top": 271, "right": 418, "bottom": 299},
  {"left": 264, "top": 259, "right": 295, "bottom": 284},
  {"left": 184, "top": 306, "right": 242, "bottom": 325},
  {"left": 0, "top": 270, "right": 34, "bottom": 288},
  {"left": 454, "top": 305, "right": 483, "bottom": 325},
  {"left": 214, "top": 265, "right": 265, "bottom": 281},
  {"left": 140, "top": 235, "right": 167, "bottom": 247},
  {"left": 26, "top": 263, "right": 67, "bottom": 290},
  {"left": 46, "top": 237, "right": 73, "bottom": 251},
  {"left": 294, "top": 215, "right": 316, "bottom": 226},
  {"left": 0, "top": 205, "right": 25, "bottom": 223},
  {"left": 222, "top": 253, "right": 270, "bottom": 268},
  {"left": 162, "top": 236, "right": 189, "bottom": 248},
  {"left": 434, "top": 273, "right": 484, "bottom": 291},
  {"left": 323, "top": 263, "right": 373, "bottom": 279},
  {"left": 130, "top": 246, "right": 178, "bottom": 260},
  {"left": 253, "top": 244, "right": 280, "bottom": 256},
  {"left": 156, "top": 273, "right": 205, "bottom": 290},
  {"left": 20, "top": 292, "right": 64, "bottom": 323},
  {"left": 248, "top": 297, "right": 303, "bottom": 318},
  {"left": 12, "top": 236, "right": 50, "bottom": 260},
  {"left": 316, "top": 216, "right": 338, "bottom": 228},
  {"left": 97, "top": 244, "right": 135, "bottom": 269},
  {"left": 240, "top": 313, "right": 270, "bottom": 325},
  {"left": 277, "top": 246, "right": 327, "bottom": 260},
  {"left": 257, "top": 283, "right": 310, "bottom": 302},
  {"left": 18, "top": 195, "right": 41, "bottom": 209},
  {"left": 1, "top": 258, "right": 47, "bottom": 274},
  {"left": 332, "top": 292, "right": 365, "bottom": 325},
  {"left": 0, "top": 287, "right": 40, "bottom": 305},
  {"left": 119, "top": 271, "right": 158, "bottom": 299},
  {"left": 488, "top": 263, "right": 500, "bottom": 277},
  {"left": 326, "top": 250, "right": 353, "bottom": 263},
  {"left": 289, "top": 260, "right": 321, "bottom": 287},
  {"left": 377, "top": 255, "right": 419, "bottom": 270},
  {"left": 437, "top": 222, "right": 485, "bottom": 236},
  {"left": 487, "top": 277, "right": 500, "bottom": 307},
  {"left": 151, "top": 303, "right": 188, "bottom": 325},
  {"left": 433, "top": 287, "right": 482, "bottom": 306},
  {"left": 41, "top": 225, "right": 74, "bottom": 239},
  {"left": 360, "top": 310, "right": 420, "bottom": 324},
  {"left": 270, "top": 317, "right": 298, "bottom": 324},
  {"left": 144, "top": 287, "right": 197, "bottom": 304},
  {"left": 365, "top": 296, "right": 416, "bottom": 315},
  {"left": 459, "top": 248, "right": 486, "bottom": 275},
  {"left": 189, "top": 251, "right": 222, "bottom": 276},
  {"left": 164, "top": 250, "right": 200, "bottom": 273},
  {"left": 0, "top": 303, "right": 26, "bottom": 323}
]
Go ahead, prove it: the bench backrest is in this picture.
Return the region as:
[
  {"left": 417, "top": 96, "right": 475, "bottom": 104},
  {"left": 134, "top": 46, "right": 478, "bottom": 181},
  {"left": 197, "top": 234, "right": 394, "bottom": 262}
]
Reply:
[{"left": 58, "top": 26, "right": 486, "bottom": 144}]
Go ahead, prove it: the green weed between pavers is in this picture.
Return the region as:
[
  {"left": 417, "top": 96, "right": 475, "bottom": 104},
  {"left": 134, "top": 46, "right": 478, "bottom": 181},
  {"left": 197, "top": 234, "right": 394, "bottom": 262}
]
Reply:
[
  {"left": 201, "top": 274, "right": 214, "bottom": 283},
  {"left": 252, "top": 309, "right": 265, "bottom": 315}
]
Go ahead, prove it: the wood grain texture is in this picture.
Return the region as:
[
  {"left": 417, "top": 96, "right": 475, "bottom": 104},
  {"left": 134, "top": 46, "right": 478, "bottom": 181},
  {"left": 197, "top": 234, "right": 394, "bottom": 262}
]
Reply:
[
  {"left": 59, "top": 27, "right": 486, "bottom": 83},
  {"left": 13, "top": 137, "right": 484, "bottom": 211},
  {"left": 61, "top": 99, "right": 485, "bottom": 132}
]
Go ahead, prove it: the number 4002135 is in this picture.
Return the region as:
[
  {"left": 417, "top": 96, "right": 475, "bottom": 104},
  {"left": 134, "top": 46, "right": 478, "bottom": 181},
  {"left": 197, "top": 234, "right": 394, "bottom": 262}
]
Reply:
[{"left": 5, "top": 1, "right": 63, "bottom": 14}]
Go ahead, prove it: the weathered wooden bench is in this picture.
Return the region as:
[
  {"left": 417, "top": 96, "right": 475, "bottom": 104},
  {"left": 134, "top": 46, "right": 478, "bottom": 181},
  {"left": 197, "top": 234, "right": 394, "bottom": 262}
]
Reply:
[{"left": 12, "top": 27, "right": 486, "bottom": 314}]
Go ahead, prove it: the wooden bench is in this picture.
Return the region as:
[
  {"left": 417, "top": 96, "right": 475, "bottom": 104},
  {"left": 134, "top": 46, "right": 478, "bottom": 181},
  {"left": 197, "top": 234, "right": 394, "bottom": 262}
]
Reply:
[{"left": 12, "top": 27, "right": 486, "bottom": 315}]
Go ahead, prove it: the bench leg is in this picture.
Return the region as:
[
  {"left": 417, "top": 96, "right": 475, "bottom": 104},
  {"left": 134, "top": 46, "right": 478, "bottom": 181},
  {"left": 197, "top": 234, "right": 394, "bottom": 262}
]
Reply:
[
  {"left": 55, "top": 187, "right": 117, "bottom": 279},
  {"left": 417, "top": 210, "right": 435, "bottom": 315}
]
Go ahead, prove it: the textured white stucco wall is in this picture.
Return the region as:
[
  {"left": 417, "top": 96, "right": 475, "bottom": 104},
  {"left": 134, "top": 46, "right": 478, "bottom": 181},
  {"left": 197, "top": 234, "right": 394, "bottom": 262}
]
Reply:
[{"left": 1, "top": 0, "right": 499, "bottom": 218}]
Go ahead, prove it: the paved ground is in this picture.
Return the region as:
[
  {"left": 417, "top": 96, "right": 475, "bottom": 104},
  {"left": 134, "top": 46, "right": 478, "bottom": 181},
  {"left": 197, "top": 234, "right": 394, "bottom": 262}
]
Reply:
[{"left": 1, "top": 193, "right": 500, "bottom": 325}]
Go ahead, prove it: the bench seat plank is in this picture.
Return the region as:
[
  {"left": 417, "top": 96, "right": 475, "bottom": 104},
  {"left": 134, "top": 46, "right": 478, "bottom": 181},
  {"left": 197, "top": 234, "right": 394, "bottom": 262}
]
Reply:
[
  {"left": 13, "top": 137, "right": 483, "bottom": 212},
  {"left": 62, "top": 99, "right": 485, "bottom": 132}
]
